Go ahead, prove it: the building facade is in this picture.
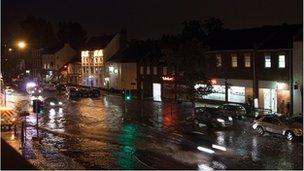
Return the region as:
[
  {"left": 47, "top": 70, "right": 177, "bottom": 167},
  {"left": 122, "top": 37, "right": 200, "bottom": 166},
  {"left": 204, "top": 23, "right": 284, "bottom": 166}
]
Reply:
[
  {"left": 81, "top": 49, "right": 105, "bottom": 87},
  {"left": 42, "top": 43, "right": 76, "bottom": 83},
  {"left": 137, "top": 24, "right": 302, "bottom": 114},
  {"left": 81, "top": 30, "right": 127, "bottom": 88}
]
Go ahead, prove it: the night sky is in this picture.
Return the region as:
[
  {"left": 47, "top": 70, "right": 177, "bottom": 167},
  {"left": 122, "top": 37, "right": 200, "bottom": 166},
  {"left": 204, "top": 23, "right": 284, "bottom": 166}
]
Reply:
[{"left": 2, "top": 0, "right": 303, "bottom": 41}]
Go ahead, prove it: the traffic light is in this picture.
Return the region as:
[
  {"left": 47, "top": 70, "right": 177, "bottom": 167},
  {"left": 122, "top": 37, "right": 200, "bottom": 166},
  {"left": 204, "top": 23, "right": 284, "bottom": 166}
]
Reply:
[
  {"left": 124, "top": 90, "right": 131, "bottom": 101},
  {"left": 33, "top": 99, "right": 43, "bottom": 113}
]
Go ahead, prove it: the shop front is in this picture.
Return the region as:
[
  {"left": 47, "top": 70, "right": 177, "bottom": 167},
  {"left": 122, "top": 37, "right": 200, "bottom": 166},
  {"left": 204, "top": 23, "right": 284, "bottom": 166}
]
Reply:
[
  {"left": 258, "top": 81, "right": 290, "bottom": 113},
  {"left": 162, "top": 76, "right": 175, "bottom": 100}
]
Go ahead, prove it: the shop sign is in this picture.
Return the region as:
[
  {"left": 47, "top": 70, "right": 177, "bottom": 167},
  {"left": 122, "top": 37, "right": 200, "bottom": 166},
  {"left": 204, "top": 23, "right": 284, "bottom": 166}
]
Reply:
[{"left": 162, "top": 76, "right": 174, "bottom": 81}]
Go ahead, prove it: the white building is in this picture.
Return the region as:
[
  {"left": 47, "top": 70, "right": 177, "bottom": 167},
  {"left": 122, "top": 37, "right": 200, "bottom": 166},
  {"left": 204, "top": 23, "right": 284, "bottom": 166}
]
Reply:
[
  {"left": 42, "top": 43, "right": 76, "bottom": 82},
  {"left": 81, "top": 30, "right": 127, "bottom": 88}
]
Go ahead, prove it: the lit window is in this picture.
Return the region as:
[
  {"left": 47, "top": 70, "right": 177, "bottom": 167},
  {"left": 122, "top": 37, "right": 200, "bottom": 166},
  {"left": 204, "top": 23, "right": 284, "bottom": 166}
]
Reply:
[
  {"left": 81, "top": 51, "right": 89, "bottom": 57},
  {"left": 94, "top": 50, "right": 103, "bottom": 57},
  {"left": 163, "top": 67, "right": 167, "bottom": 75},
  {"left": 216, "top": 54, "right": 222, "bottom": 67},
  {"left": 153, "top": 67, "right": 157, "bottom": 75},
  {"left": 109, "top": 66, "right": 114, "bottom": 73},
  {"left": 146, "top": 66, "right": 150, "bottom": 75},
  {"left": 278, "top": 55, "right": 285, "bottom": 68},
  {"left": 231, "top": 54, "right": 237, "bottom": 67},
  {"left": 140, "top": 66, "right": 144, "bottom": 75},
  {"left": 244, "top": 54, "right": 251, "bottom": 68},
  {"left": 265, "top": 55, "right": 271, "bottom": 68}
]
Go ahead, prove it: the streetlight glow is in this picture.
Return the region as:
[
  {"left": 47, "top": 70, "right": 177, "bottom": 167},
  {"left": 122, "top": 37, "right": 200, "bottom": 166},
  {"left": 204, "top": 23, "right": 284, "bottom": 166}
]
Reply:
[{"left": 17, "top": 41, "right": 27, "bottom": 49}]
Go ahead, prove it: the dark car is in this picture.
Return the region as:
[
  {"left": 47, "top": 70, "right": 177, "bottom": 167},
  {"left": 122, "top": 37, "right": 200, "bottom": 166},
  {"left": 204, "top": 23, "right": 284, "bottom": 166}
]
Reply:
[
  {"left": 88, "top": 88, "right": 101, "bottom": 98},
  {"left": 194, "top": 107, "right": 234, "bottom": 128},
  {"left": 66, "top": 87, "right": 81, "bottom": 99},
  {"left": 217, "top": 103, "right": 247, "bottom": 119},
  {"left": 44, "top": 97, "right": 63, "bottom": 107}
]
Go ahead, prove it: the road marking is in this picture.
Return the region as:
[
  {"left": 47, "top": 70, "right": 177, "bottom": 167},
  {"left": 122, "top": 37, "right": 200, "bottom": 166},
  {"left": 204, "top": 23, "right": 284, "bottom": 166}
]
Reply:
[{"left": 192, "top": 131, "right": 205, "bottom": 135}]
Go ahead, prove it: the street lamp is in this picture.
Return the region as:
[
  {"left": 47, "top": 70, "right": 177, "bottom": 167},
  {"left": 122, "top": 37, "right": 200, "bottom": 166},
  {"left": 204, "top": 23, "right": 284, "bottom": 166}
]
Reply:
[{"left": 17, "top": 41, "right": 27, "bottom": 49}]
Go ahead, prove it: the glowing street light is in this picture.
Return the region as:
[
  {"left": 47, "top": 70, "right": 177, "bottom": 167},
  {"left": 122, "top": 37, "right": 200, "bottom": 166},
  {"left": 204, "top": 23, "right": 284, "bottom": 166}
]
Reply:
[{"left": 17, "top": 41, "right": 27, "bottom": 49}]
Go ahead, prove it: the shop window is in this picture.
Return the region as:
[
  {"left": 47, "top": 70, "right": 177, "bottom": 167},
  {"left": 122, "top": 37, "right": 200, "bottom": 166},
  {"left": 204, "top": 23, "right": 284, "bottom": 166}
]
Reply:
[
  {"left": 228, "top": 86, "right": 245, "bottom": 103},
  {"left": 265, "top": 55, "right": 271, "bottom": 68},
  {"left": 231, "top": 54, "right": 237, "bottom": 67},
  {"left": 278, "top": 55, "right": 285, "bottom": 68},
  {"left": 216, "top": 54, "right": 222, "bottom": 67}
]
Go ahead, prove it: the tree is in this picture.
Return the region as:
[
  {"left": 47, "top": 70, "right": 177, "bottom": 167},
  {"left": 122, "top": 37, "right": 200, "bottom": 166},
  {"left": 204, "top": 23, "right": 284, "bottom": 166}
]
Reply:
[
  {"left": 57, "top": 22, "right": 87, "bottom": 50},
  {"left": 202, "top": 17, "right": 224, "bottom": 36},
  {"left": 18, "top": 16, "right": 57, "bottom": 48},
  {"left": 162, "top": 38, "right": 213, "bottom": 106},
  {"left": 181, "top": 20, "right": 205, "bottom": 41}
]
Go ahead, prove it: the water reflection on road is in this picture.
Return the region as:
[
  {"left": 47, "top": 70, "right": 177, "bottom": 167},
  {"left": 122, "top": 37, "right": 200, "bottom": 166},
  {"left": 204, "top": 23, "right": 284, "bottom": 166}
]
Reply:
[{"left": 10, "top": 92, "right": 303, "bottom": 170}]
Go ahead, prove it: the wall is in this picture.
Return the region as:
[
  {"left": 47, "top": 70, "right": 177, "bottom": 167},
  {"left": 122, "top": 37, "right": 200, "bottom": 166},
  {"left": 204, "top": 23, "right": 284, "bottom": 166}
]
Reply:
[
  {"left": 104, "top": 30, "right": 127, "bottom": 61},
  {"left": 54, "top": 44, "right": 76, "bottom": 70},
  {"left": 121, "top": 63, "right": 137, "bottom": 90},
  {"left": 107, "top": 63, "right": 137, "bottom": 90},
  {"left": 292, "top": 41, "right": 303, "bottom": 114},
  {"left": 206, "top": 49, "right": 291, "bottom": 81}
]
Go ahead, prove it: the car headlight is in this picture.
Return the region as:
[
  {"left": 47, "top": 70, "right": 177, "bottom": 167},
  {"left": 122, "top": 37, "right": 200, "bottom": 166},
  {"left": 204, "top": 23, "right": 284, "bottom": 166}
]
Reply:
[
  {"left": 217, "top": 118, "right": 225, "bottom": 123},
  {"left": 50, "top": 102, "right": 55, "bottom": 106},
  {"left": 252, "top": 123, "right": 258, "bottom": 129},
  {"left": 228, "top": 117, "right": 233, "bottom": 121},
  {"left": 58, "top": 101, "right": 63, "bottom": 105}
]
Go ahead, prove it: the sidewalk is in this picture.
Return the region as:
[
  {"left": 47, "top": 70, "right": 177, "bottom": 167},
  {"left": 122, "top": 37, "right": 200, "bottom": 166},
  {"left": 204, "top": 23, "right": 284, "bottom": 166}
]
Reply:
[{"left": 1, "top": 131, "right": 22, "bottom": 154}]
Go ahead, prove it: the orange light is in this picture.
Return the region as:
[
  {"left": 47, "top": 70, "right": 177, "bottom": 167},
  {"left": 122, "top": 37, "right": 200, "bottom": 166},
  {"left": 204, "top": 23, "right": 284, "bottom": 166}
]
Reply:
[{"left": 162, "top": 76, "right": 174, "bottom": 81}]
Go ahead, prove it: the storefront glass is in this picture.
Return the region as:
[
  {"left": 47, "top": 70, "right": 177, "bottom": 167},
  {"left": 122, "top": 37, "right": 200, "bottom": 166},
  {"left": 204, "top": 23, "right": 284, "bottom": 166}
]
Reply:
[
  {"left": 203, "top": 85, "right": 225, "bottom": 101},
  {"left": 228, "top": 86, "right": 245, "bottom": 103}
]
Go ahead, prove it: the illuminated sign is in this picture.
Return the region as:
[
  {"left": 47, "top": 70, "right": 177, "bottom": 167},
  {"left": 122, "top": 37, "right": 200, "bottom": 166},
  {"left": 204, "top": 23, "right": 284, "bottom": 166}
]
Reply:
[
  {"left": 211, "top": 79, "right": 217, "bottom": 85},
  {"left": 162, "top": 76, "right": 174, "bottom": 81}
]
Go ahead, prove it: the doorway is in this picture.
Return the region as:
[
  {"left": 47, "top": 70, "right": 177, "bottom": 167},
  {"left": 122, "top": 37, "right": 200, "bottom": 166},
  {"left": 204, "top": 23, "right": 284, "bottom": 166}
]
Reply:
[{"left": 153, "top": 83, "right": 162, "bottom": 101}]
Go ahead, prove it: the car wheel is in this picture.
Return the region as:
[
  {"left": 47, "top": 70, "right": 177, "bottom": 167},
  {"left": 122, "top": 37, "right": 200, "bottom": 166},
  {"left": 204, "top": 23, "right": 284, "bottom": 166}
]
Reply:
[
  {"left": 256, "top": 126, "right": 264, "bottom": 135},
  {"left": 285, "top": 131, "right": 295, "bottom": 141}
]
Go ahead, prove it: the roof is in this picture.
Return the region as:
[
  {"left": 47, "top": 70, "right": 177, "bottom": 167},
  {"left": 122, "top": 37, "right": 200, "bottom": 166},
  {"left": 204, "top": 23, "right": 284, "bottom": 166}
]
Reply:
[
  {"left": 107, "top": 40, "right": 161, "bottom": 63},
  {"left": 207, "top": 24, "right": 302, "bottom": 51},
  {"left": 107, "top": 47, "right": 143, "bottom": 63},
  {"left": 83, "top": 34, "right": 115, "bottom": 50},
  {"left": 43, "top": 44, "right": 63, "bottom": 54}
]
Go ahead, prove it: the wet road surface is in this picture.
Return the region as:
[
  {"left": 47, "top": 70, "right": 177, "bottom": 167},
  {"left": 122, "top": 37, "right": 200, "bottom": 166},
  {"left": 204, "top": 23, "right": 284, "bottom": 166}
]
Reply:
[{"left": 9, "top": 91, "right": 303, "bottom": 170}]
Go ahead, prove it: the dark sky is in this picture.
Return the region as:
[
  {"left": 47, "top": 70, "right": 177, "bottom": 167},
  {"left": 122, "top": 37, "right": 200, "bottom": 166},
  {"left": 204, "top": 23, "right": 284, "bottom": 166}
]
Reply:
[{"left": 2, "top": 0, "right": 303, "bottom": 41}]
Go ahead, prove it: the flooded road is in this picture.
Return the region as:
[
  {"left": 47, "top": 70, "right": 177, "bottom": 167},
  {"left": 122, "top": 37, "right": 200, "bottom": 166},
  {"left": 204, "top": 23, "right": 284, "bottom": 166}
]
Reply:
[{"left": 11, "top": 91, "right": 303, "bottom": 170}]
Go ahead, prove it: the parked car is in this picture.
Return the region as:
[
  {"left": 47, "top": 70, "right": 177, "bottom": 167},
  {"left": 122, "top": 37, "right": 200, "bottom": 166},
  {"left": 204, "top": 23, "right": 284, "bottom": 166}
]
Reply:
[
  {"left": 44, "top": 97, "right": 63, "bottom": 107},
  {"left": 217, "top": 103, "right": 247, "bottom": 119},
  {"left": 88, "top": 88, "right": 101, "bottom": 98},
  {"left": 252, "top": 114, "right": 303, "bottom": 141},
  {"left": 66, "top": 87, "right": 81, "bottom": 99},
  {"left": 44, "top": 83, "right": 56, "bottom": 91},
  {"left": 194, "top": 107, "right": 234, "bottom": 128}
]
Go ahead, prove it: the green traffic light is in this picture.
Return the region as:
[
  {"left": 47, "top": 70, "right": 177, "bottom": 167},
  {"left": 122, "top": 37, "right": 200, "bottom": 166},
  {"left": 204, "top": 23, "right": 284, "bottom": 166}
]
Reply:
[{"left": 126, "top": 96, "right": 131, "bottom": 100}]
